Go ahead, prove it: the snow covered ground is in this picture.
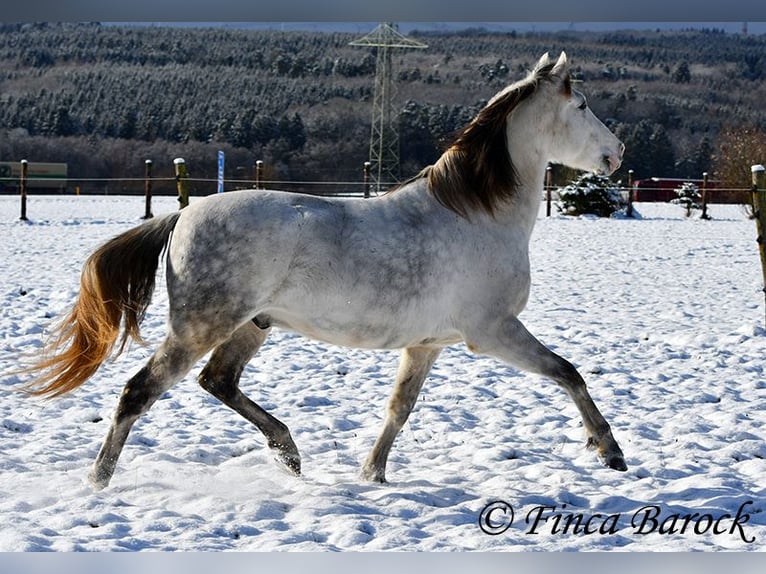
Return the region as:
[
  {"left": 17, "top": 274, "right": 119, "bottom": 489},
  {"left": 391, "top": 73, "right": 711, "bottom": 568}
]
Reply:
[{"left": 0, "top": 193, "right": 764, "bottom": 551}]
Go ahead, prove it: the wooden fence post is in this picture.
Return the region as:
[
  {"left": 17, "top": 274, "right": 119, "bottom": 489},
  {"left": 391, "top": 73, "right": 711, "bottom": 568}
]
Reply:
[
  {"left": 626, "top": 169, "right": 634, "bottom": 218},
  {"left": 19, "top": 159, "right": 28, "bottom": 221},
  {"left": 143, "top": 159, "right": 153, "bottom": 219},
  {"left": 363, "top": 161, "right": 371, "bottom": 199},
  {"left": 174, "top": 158, "right": 189, "bottom": 209},
  {"left": 545, "top": 165, "right": 552, "bottom": 216},
  {"left": 255, "top": 160, "right": 263, "bottom": 189},
  {"left": 751, "top": 164, "right": 766, "bottom": 329},
  {"left": 701, "top": 171, "right": 710, "bottom": 220}
]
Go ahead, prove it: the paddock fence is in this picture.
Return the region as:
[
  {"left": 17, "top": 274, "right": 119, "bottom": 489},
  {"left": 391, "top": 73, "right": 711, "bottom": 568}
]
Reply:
[{"left": 3, "top": 158, "right": 757, "bottom": 222}]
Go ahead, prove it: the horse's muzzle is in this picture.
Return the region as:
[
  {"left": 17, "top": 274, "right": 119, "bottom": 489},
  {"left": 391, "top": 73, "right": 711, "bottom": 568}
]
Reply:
[{"left": 604, "top": 142, "right": 624, "bottom": 175}]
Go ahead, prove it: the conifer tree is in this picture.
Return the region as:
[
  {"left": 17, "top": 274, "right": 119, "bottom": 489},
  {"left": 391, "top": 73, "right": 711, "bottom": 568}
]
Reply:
[
  {"left": 672, "top": 181, "right": 701, "bottom": 217},
  {"left": 557, "top": 173, "right": 625, "bottom": 217}
]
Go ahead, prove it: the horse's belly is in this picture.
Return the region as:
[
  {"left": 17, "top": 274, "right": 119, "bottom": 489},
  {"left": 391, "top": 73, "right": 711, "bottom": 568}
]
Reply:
[{"left": 264, "top": 303, "right": 460, "bottom": 350}]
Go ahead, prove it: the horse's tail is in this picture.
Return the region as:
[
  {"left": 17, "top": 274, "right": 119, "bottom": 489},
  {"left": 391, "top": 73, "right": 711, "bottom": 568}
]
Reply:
[{"left": 22, "top": 212, "right": 182, "bottom": 398}]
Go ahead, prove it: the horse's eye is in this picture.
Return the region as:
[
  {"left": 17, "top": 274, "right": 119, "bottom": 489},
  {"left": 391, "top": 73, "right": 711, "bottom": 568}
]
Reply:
[{"left": 577, "top": 100, "right": 587, "bottom": 111}]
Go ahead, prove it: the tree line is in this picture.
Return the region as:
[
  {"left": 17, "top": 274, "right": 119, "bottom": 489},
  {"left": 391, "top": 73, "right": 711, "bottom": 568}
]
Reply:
[{"left": 1, "top": 22, "right": 765, "bottom": 193}]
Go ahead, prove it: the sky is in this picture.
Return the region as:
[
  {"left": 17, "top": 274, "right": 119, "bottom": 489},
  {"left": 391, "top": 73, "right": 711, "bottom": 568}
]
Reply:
[{"left": 3, "top": 1, "right": 766, "bottom": 26}]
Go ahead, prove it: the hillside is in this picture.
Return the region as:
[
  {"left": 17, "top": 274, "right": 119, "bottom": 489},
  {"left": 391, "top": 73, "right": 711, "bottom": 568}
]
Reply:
[{"left": 1, "top": 22, "right": 765, "bottom": 193}]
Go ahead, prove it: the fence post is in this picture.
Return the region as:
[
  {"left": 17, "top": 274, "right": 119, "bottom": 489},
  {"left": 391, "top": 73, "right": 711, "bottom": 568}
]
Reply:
[
  {"left": 255, "top": 160, "right": 263, "bottom": 189},
  {"left": 19, "top": 159, "right": 28, "bottom": 221},
  {"left": 545, "top": 165, "right": 552, "bottom": 216},
  {"left": 363, "top": 161, "right": 371, "bottom": 199},
  {"left": 174, "top": 158, "right": 189, "bottom": 209},
  {"left": 626, "top": 169, "right": 634, "bottom": 218},
  {"left": 701, "top": 171, "right": 710, "bottom": 220},
  {"left": 143, "top": 159, "right": 153, "bottom": 219},
  {"left": 751, "top": 164, "right": 766, "bottom": 329}
]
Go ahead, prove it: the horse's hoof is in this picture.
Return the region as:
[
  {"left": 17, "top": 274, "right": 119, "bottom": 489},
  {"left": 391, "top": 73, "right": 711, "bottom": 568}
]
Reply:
[
  {"left": 606, "top": 455, "right": 628, "bottom": 472},
  {"left": 274, "top": 450, "right": 301, "bottom": 476},
  {"left": 590, "top": 435, "right": 627, "bottom": 472},
  {"left": 597, "top": 450, "right": 627, "bottom": 472},
  {"left": 360, "top": 466, "right": 387, "bottom": 484},
  {"left": 88, "top": 469, "right": 110, "bottom": 491}
]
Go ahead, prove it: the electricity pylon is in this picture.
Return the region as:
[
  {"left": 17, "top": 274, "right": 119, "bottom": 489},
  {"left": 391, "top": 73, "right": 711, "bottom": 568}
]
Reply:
[{"left": 350, "top": 23, "right": 427, "bottom": 193}]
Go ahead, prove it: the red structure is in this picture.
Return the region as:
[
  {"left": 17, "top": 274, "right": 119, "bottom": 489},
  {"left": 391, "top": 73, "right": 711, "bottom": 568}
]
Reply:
[{"left": 632, "top": 177, "right": 748, "bottom": 204}]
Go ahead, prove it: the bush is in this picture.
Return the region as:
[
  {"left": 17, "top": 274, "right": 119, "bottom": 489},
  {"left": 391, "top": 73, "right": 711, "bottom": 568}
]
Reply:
[{"left": 557, "top": 172, "right": 625, "bottom": 217}]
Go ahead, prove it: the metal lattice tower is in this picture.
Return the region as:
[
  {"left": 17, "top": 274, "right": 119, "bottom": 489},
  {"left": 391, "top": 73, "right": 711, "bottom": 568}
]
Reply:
[{"left": 350, "top": 23, "right": 427, "bottom": 193}]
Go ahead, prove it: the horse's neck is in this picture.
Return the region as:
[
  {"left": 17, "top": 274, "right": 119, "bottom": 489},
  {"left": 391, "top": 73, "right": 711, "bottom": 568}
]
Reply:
[
  {"left": 503, "top": 129, "right": 549, "bottom": 239},
  {"left": 497, "top": 177, "right": 545, "bottom": 240},
  {"left": 486, "top": 143, "right": 546, "bottom": 239}
]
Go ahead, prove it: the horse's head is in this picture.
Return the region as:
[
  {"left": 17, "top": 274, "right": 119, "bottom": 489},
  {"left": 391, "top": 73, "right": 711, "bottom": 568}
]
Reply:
[
  {"left": 422, "top": 52, "right": 625, "bottom": 218},
  {"left": 511, "top": 52, "right": 624, "bottom": 176}
]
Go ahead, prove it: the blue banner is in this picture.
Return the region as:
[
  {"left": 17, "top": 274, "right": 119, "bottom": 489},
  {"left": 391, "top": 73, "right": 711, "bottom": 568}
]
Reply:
[{"left": 217, "top": 151, "right": 225, "bottom": 194}]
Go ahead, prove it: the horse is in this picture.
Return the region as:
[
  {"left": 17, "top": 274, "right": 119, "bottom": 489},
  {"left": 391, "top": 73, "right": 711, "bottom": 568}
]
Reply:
[{"left": 21, "top": 52, "right": 627, "bottom": 490}]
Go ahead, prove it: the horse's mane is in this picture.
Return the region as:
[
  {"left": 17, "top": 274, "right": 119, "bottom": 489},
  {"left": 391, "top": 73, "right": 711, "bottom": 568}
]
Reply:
[{"left": 413, "top": 57, "right": 566, "bottom": 218}]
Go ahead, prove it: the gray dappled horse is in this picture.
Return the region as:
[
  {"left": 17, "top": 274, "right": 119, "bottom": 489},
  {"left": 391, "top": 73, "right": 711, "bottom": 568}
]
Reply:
[{"left": 23, "top": 52, "right": 627, "bottom": 490}]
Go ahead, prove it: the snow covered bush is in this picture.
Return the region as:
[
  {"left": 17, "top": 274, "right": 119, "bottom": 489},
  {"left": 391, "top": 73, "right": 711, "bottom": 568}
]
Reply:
[
  {"left": 557, "top": 173, "right": 625, "bottom": 217},
  {"left": 672, "top": 181, "right": 701, "bottom": 217}
]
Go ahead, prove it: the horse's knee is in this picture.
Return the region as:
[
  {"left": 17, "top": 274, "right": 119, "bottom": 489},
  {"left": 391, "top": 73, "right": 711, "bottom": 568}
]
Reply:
[{"left": 387, "top": 396, "right": 416, "bottom": 427}]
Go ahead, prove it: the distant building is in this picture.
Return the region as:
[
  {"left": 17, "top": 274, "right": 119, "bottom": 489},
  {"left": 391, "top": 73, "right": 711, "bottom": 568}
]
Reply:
[
  {"left": 632, "top": 177, "right": 748, "bottom": 204},
  {"left": 0, "top": 162, "right": 68, "bottom": 194}
]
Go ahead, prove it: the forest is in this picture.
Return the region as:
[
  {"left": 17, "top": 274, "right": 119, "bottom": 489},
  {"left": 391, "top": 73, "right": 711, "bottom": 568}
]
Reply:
[{"left": 1, "top": 22, "right": 765, "bottom": 194}]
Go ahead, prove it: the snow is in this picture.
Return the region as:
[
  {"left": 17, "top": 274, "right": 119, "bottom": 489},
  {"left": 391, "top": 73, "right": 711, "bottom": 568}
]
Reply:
[{"left": 0, "top": 194, "right": 764, "bottom": 551}]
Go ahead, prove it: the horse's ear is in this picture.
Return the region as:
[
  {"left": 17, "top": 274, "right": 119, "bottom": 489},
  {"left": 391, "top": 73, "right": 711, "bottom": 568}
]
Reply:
[
  {"left": 551, "top": 51, "right": 572, "bottom": 94},
  {"left": 551, "top": 51, "right": 569, "bottom": 76},
  {"left": 534, "top": 52, "right": 551, "bottom": 71}
]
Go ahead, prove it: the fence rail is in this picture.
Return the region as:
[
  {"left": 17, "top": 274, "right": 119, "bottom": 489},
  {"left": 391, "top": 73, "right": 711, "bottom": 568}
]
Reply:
[{"left": 0, "top": 176, "right": 373, "bottom": 191}]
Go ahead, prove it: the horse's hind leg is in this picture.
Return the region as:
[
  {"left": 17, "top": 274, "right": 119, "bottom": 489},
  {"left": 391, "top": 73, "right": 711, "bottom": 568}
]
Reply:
[
  {"left": 361, "top": 345, "right": 442, "bottom": 483},
  {"left": 89, "top": 337, "right": 204, "bottom": 490},
  {"left": 466, "top": 315, "right": 627, "bottom": 471},
  {"left": 198, "top": 321, "right": 300, "bottom": 476}
]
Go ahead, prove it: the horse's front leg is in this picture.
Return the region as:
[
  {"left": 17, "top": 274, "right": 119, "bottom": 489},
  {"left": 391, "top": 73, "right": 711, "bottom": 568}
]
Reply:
[
  {"left": 361, "top": 345, "right": 442, "bottom": 483},
  {"left": 465, "top": 315, "right": 627, "bottom": 471}
]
